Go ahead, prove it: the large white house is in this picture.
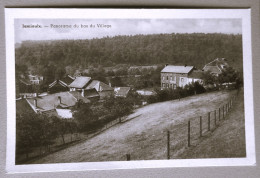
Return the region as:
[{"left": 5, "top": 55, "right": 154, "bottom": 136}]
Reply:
[{"left": 161, "top": 65, "right": 203, "bottom": 89}]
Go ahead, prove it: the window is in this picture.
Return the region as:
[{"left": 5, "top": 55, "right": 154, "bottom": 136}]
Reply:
[
  {"left": 166, "top": 76, "right": 168, "bottom": 80},
  {"left": 181, "top": 78, "right": 184, "bottom": 82},
  {"left": 162, "top": 83, "right": 165, "bottom": 88},
  {"left": 163, "top": 76, "right": 165, "bottom": 80},
  {"left": 170, "top": 76, "right": 172, "bottom": 81},
  {"left": 174, "top": 85, "right": 177, "bottom": 89},
  {"left": 167, "top": 84, "right": 169, "bottom": 88}
]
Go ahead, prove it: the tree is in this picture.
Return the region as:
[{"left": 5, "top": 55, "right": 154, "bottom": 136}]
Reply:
[
  {"left": 39, "top": 115, "right": 59, "bottom": 151},
  {"left": 55, "top": 67, "right": 66, "bottom": 80},
  {"left": 202, "top": 71, "right": 216, "bottom": 85},
  {"left": 73, "top": 103, "right": 98, "bottom": 132},
  {"left": 218, "top": 67, "right": 238, "bottom": 84},
  {"left": 16, "top": 113, "right": 42, "bottom": 159},
  {"left": 110, "top": 76, "right": 124, "bottom": 87},
  {"left": 16, "top": 113, "right": 59, "bottom": 158},
  {"left": 15, "top": 33, "right": 243, "bottom": 74}
]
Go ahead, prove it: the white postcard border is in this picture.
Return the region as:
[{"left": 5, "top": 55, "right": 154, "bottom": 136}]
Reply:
[{"left": 5, "top": 8, "right": 255, "bottom": 173}]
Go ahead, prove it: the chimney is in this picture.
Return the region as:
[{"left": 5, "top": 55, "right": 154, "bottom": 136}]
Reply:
[
  {"left": 34, "top": 99, "right": 37, "bottom": 108},
  {"left": 58, "top": 96, "right": 61, "bottom": 104},
  {"left": 185, "top": 64, "right": 187, "bottom": 67},
  {"left": 165, "top": 64, "right": 168, "bottom": 67}
]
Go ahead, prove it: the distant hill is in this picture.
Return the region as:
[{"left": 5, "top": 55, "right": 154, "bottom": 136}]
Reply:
[{"left": 15, "top": 33, "right": 243, "bottom": 73}]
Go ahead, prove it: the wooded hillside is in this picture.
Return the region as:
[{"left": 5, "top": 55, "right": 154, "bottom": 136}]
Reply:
[{"left": 15, "top": 33, "right": 243, "bottom": 74}]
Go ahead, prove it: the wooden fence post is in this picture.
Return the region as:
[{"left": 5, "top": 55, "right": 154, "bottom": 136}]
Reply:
[
  {"left": 226, "top": 104, "right": 228, "bottom": 113},
  {"left": 214, "top": 110, "right": 217, "bottom": 127},
  {"left": 188, "top": 121, "right": 191, "bottom": 147},
  {"left": 200, "top": 116, "right": 202, "bottom": 137},
  {"left": 219, "top": 108, "right": 221, "bottom": 121},
  {"left": 223, "top": 106, "right": 225, "bottom": 119},
  {"left": 126, "top": 154, "right": 131, "bottom": 161},
  {"left": 208, "top": 112, "right": 210, "bottom": 131},
  {"left": 167, "top": 130, "right": 170, "bottom": 159}
]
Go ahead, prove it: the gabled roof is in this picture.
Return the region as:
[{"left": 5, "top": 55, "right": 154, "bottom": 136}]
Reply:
[
  {"left": 203, "top": 66, "right": 222, "bottom": 74},
  {"left": 86, "top": 80, "right": 113, "bottom": 91},
  {"left": 49, "top": 80, "right": 67, "bottom": 88},
  {"left": 161, "top": 65, "right": 194, "bottom": 74},
  {"left": 205, "top": 58, "right": 228, "bottom": 67},
  {"left": 61, "top": 75, "right": 75, "bottom": 85},
  {"left": 203, "top": 58, "right": 229, "bottom": 74},
  {"left": 69, "top": 76, "right": 91, "bottom": 88},
  {"left": 26, "top": 92, "right": 89, "bottom": 113},
  {"left": 114, "top": 87, "right": 131, "bottom": 97},
  {"left": 49, "top": 75, "right": 75, "bottom": 89}
]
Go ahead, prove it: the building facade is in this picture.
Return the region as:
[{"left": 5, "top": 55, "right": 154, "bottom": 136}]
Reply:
[
  {"left": 161, "top": 65, "right": 203, "bottom": 89},
  {"left": 161, "top": 65, "right": 194, "bottom": 89}
]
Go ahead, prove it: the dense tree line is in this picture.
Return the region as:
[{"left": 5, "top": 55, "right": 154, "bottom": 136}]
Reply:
[{"left": 15, "top": 33, "right": 243, "bottom": 76}]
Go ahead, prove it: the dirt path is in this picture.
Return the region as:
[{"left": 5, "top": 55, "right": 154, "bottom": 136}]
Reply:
[{"left": 30, "top": 90, "right": 236, "bottom": 164}]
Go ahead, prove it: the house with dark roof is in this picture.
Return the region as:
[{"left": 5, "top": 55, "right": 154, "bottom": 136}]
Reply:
[
  {"left": 70, "top": 88, "right": 100, "bottom": 102},
  {"left": 48, "top": 75, "right": 75, "bottom": 93},
  {"left": 86, "top": 80, "right": 114, "bottom": 99},
  {"left": 203, "top": 58, "right": 229, "bottom": 76},
  {"left": 24, "top": 91, "right": 90, "bottom": 119},
  {"left": 114, "top": 87, "right": 131, "bottom": 98},
  {"left": 161, "top": 65, "right": 203, "bottom": 89},
  {"left": 67, "top": 76, "right": 113, "bottom": 100}
]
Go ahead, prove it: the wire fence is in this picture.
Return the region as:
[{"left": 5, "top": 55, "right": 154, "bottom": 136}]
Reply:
[{"left": 124, "top": 93, "right": 237, "bottom": 161}]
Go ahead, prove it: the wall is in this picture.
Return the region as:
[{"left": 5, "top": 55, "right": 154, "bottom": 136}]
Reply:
[{"left": 161, "top": 72, "right": 188, "bottom": 89}]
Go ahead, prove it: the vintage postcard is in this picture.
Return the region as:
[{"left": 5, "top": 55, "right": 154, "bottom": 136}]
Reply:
[{"left": 5, "top": 8, "right": 255, "bottom": 173}]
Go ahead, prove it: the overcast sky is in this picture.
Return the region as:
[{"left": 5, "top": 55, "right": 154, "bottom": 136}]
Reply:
[{"left": 15, "top": 19, "right": 242, "bottom": 43}]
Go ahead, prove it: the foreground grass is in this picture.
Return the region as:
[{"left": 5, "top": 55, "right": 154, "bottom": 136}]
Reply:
[{"left": 175, "top": 89, "right": 246, "bottom": 158}]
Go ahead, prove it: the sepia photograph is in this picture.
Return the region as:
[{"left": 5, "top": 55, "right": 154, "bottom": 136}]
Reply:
[{"left": 5, "top": 8, "right": 255, "bottom": 173}]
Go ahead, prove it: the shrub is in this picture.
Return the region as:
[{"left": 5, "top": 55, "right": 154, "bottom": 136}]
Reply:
[{"left": 147, "top": 82, "right": 206, "bottom": 104}]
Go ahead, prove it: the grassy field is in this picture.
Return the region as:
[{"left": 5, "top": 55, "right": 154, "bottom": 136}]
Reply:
[
  {"left": 176, "top": 89, "right": 246, "bottom": 158},
  {"left": 29, "top": 89, "right": 243, "bottom": 164}
]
